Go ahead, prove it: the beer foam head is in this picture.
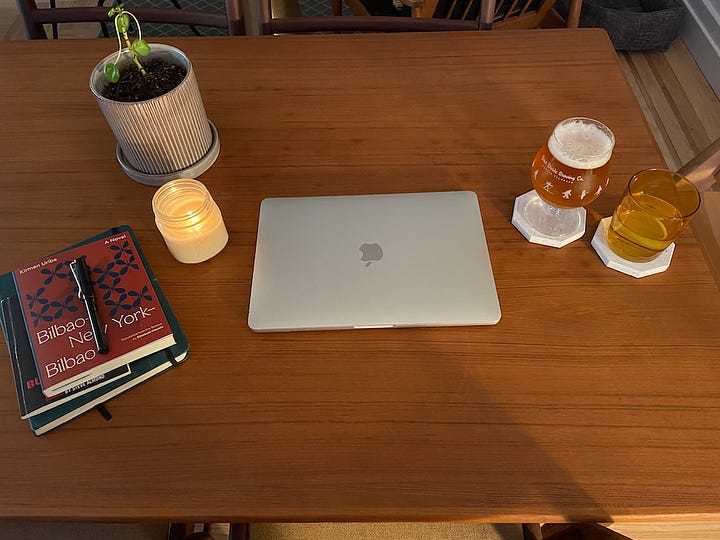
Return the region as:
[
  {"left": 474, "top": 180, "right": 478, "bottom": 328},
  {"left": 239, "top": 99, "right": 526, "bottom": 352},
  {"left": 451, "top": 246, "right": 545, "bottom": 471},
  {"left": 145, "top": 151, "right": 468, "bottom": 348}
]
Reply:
[{"left": 548, "top": 118, "right": 614, "bottom": 170}]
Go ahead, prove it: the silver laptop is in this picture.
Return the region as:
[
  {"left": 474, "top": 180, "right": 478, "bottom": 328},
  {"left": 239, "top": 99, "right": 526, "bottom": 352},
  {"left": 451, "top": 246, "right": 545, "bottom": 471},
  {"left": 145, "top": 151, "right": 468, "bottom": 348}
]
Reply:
[{"left": 248, "top": 191, "right": 501, "bottom": 332}]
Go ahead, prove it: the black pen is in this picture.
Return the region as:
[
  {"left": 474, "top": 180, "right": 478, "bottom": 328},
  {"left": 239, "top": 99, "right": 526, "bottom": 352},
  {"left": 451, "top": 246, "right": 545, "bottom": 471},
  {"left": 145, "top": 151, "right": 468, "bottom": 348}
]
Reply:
[{"left": 69, "top": 256, "right": 109, "bottom": 354}]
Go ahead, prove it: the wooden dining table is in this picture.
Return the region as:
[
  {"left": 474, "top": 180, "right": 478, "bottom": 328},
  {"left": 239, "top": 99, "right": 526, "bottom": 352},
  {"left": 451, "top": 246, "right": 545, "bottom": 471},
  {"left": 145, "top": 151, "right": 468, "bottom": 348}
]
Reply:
[{"left": 0, "top": 29, "right": 719, "bottom": 525}]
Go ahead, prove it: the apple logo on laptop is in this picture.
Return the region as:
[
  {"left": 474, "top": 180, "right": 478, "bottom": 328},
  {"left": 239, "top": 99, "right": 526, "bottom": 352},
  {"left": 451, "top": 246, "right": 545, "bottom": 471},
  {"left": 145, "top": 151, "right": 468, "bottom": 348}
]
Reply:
[{"left": 359, "top": 243, "right": 383, "bottom": 267}]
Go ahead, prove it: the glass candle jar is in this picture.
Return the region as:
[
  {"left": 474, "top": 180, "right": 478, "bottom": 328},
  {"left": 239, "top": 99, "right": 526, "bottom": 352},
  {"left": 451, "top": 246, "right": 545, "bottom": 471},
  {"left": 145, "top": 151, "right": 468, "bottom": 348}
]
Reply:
[{"left": 152, "top": 178, "right": 229, "bottom": 264}]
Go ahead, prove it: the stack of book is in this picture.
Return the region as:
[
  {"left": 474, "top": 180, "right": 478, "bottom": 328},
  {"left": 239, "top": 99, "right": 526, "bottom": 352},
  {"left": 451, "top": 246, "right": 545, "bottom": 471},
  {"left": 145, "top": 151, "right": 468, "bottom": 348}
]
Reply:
[{"left": 0, "top": 226, "right": 188, "bottom": 435}]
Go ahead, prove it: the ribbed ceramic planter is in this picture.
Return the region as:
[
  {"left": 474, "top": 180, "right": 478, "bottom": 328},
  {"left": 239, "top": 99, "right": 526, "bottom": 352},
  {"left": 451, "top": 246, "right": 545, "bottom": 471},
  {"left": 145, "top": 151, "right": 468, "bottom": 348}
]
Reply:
[{"left": 90, "top": 44, "right": 219, "bottom": 185}]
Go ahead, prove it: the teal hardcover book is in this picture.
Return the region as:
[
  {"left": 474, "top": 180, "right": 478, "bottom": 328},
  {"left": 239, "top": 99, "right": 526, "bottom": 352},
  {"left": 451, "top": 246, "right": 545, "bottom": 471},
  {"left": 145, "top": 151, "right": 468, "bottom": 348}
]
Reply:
[{"left": 0, "top": 225, "right": 189, "bottom": 435}]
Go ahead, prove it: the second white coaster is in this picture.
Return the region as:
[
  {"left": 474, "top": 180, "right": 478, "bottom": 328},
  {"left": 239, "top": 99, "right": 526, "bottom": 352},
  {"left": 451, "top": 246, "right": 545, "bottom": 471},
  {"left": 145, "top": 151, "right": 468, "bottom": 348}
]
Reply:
[{"left": 591, "top": 217, "right": 675, "bottom": 278}]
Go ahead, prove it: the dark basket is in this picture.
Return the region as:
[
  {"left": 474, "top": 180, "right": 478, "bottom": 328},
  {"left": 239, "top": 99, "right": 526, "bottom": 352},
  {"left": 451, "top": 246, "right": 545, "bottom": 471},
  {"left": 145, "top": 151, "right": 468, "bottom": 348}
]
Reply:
[{"left": 556, "top": 0, "right": 686, "bottom": 51}]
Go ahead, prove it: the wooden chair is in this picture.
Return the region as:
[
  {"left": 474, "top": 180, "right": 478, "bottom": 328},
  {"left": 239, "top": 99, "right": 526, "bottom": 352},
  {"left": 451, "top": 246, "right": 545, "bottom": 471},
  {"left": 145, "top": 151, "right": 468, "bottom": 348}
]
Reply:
[
  {"left": 679, "top": 137, "right": 720, "bottom": 287},
  {"left": 405, "top": 0, "right": 582, "bottom": 28},
  {"left": 243, "top": 0, "right": 485, "bottom": 34},
  {"left": 535, "top": 523, "right": 633, "bottom": 539},
  {"left": 16, "top": 0, "right": 244, "bottom": 39},
  {"left": 493, "top": 0, "right": 582, "bottom": 28},
  {"left": 678, "top": 136, "right": 720, "bottom": 192},
  {"left": 536, "top": 523, "right": 631, "bottom": 540}
]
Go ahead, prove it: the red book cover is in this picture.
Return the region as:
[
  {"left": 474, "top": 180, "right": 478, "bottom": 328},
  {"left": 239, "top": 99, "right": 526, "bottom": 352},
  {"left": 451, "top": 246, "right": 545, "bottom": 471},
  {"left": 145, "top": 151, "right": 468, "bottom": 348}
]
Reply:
[{"left": 13, "top": 229, "right": 176, "bottom": 397}]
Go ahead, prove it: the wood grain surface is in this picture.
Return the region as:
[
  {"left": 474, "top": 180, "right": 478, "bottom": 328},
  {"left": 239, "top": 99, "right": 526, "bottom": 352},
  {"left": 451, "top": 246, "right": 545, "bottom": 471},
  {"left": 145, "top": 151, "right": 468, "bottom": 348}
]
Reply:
[{"left": 0, "top": 30, "right": 718, "bottom": 524}]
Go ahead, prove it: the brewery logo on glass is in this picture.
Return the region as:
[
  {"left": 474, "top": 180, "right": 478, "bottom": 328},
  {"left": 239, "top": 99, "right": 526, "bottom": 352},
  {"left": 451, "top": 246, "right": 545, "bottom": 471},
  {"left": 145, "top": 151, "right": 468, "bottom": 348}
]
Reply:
[{"left": 531, "top": 118, "right": 614, "bottom": 209}]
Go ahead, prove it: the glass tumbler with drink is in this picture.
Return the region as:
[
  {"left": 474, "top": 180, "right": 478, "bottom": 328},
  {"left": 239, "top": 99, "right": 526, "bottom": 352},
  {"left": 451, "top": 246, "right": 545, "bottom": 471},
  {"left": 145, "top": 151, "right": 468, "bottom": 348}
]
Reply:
[
  {"left": 512, "top": 117, "right": 615, "bottom": 247},
  {"left": 605, "top": 169, "right": 701, "bottom": 263}
]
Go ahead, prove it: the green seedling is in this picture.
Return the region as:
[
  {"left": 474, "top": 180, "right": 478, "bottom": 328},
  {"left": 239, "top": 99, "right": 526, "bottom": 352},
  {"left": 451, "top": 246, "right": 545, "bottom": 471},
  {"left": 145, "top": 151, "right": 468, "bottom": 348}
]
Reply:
[{"left": 104, "top": 4, "right": 151, "bottom": 83}]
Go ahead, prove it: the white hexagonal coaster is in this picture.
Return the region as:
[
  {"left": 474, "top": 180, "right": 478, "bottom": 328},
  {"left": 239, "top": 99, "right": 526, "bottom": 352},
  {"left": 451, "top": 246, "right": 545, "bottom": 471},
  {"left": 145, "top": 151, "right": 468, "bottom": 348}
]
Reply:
[
  {"left": 591, "top": 217, "right": 674, "bottom": 278},
  {"left": 511, "top": 190, "right": 586, "bottom": 248}
]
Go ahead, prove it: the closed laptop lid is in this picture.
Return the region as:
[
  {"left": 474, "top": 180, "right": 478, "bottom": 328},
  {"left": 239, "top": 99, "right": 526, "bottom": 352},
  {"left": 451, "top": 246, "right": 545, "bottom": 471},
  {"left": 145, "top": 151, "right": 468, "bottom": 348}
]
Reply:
[{"left": 248, "top": 191, "right": 501, "bottom": 332}]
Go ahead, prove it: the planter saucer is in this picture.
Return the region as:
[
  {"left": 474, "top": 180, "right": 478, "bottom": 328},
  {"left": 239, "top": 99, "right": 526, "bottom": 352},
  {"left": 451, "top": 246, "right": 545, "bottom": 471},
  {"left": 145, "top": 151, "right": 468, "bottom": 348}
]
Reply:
[{"left": 116, "top": 120, "right": 220, "bottom": 186}]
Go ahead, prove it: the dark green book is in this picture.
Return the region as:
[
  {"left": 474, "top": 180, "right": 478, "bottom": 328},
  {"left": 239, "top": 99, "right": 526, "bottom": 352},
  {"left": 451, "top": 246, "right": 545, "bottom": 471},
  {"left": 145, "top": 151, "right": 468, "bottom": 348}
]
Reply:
[{"left": 0, "top": 225, "right": 189, "bottom": 435}]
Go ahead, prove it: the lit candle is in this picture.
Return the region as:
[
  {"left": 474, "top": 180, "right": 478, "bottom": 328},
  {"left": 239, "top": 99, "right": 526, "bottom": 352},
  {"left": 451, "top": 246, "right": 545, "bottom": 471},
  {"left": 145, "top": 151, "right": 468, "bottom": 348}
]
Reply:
[{"left": 152, "top": 178, "right": 229, "bottom": 264}]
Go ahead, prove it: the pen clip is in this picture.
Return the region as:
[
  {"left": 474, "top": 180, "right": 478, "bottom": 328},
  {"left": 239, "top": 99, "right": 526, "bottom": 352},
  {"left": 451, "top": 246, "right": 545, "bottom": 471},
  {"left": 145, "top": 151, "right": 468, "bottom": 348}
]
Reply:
[{"left": 69, "top": 256, "right": 93, "bottom": 301}]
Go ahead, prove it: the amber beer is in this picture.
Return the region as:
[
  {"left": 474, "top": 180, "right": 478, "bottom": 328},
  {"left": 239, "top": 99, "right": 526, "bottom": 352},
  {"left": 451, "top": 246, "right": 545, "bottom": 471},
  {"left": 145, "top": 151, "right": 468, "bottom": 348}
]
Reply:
[{"left": 531, "top": 118, "right": 615, "bottom": 209}]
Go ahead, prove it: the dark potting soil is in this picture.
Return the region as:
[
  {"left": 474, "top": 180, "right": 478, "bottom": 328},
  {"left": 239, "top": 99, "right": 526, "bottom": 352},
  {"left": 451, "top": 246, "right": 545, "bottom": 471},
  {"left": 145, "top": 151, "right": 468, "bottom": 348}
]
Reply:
[{"left": 100, "top": 58, "right": 187, "bottom": 102}]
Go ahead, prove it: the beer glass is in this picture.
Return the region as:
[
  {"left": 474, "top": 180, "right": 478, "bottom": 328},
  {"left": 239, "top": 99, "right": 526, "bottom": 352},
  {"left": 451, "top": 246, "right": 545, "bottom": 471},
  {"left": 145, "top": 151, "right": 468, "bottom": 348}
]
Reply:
[
  {"left": 513, "top": 117, "right": 615, "bottom": 246},
  {"left": 605, "top": 169, "right": 701, "bottom": 263}
]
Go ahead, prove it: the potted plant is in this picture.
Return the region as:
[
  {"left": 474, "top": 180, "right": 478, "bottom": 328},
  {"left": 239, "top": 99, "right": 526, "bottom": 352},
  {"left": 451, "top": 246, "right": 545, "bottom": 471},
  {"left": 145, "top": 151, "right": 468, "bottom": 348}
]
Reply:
[{"left": 89, "top": 5, "right": 220, "bottom": 185}]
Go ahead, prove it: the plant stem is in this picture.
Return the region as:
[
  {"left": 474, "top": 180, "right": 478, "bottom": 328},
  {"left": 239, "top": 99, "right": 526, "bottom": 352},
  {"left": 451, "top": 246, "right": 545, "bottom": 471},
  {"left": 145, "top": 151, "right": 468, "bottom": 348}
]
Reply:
[{"left": 122, "top": 32, "right": 147, "bottom": 76}]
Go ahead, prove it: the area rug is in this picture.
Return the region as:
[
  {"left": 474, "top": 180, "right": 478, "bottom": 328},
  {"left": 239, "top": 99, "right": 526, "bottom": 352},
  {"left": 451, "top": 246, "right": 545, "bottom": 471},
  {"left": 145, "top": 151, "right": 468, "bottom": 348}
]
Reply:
[{"left": 248, "top": 522, "right": 525, "bottom": 540}]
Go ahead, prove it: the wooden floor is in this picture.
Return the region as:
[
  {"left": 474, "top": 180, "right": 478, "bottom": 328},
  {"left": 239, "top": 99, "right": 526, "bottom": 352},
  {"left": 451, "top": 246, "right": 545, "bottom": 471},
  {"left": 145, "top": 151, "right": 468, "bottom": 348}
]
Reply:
[
  {"left": 619, "top": 43, "right": 720, "bottom": 173},
  {"left": 2, "top": 4, "right": 720, "bottom": 540}
]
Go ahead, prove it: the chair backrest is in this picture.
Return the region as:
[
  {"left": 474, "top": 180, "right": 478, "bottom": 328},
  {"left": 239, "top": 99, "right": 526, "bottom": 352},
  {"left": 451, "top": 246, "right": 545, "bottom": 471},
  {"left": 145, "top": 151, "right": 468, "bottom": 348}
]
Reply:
[
  {"left": 491, "top": 0, "right": 564, "bottom": 28},
  {"left": 414, "top": 0, "right": 581, "bottom": 28},
  {"left": 245, "top": 0, "right": 485, "bottom": 34},
  {"left": 16, "top": 0, "right": 244, "bottom": 39},
  {"left": 678, "top": 136, "right": 720, "bottom": 192},
  {"left": 679, "top": 137, "right": 720, "bottom": 287}
]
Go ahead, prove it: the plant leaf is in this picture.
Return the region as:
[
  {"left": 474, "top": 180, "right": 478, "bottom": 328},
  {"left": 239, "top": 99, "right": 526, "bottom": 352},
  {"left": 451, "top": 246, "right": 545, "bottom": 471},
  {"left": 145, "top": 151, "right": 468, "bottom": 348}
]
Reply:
[
  {"left": 116, "top": 13, "right": 130, "bottom": 33},
  {"left": 132, "top": 39, "right": 150, "bottom": 57},
  {"left": 107, "top": 4, "right": 123, "bottom": 17},
  {"left": 104, "top": 63, "right": 120, "bottom": 83}
]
